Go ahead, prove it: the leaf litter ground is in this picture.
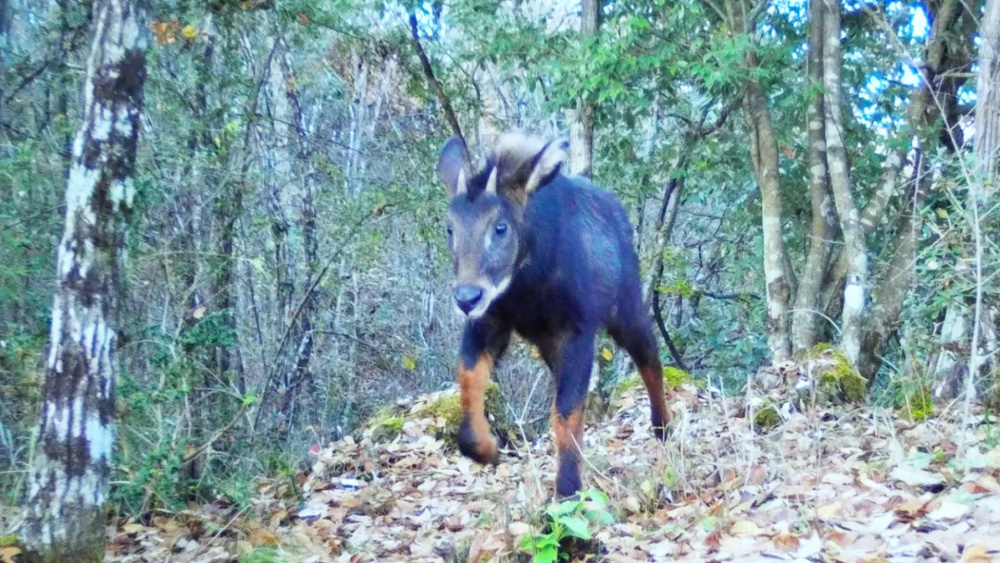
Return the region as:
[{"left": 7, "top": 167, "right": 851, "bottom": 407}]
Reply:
[{"left": 103, "top": 382, "right": 1000, "bottom": 562}]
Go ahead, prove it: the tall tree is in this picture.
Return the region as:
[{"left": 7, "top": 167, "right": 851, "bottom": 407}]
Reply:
[
  {"left": 976, "top": 0, "right": 1000, "bottom": 186},
  {"left": 819, "top": 0, "right": 867, "bottom": 366},
  {"left": 19, "top": 0, "right": 148, "bottom": 560},
  {"left": 791, "top": 0, "right": 837, "bottom": 354},
  {"left": 570, "top": 0, "right": 599, "bottom": 178}
]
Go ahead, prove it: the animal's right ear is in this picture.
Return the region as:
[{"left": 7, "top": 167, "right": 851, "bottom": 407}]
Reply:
[
  {"left": 523, "top": 138, "right": 568, "bottom": 196},
  {"left": 437, "top": 136, "right": 470, "bottom": 199}
]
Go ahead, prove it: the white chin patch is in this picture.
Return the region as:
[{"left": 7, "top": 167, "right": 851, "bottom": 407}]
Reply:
[{"left": 459, "top": 277, "right": 512, "bottom": 320}]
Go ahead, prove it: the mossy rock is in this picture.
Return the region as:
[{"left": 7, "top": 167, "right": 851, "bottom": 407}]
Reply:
[
  {"left": 362, "top": 406, "right": 406, "bottom": 443},
  {"left": 362, "top": 383, "right": 515, "bottom": 450},
  {"left": 794, "top": 343, "right": 868, "bottom": 404},
  {"left": 750, "top": 398, "right": 782, "bottom": 431},
  {"left": 817, "top": 348, "right": 868, "bottom": 403}
]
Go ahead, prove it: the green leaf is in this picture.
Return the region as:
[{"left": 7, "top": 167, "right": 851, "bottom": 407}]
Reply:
[
  {"left": 533, "top": 545, "right": 558, "bottom": 563},
  {"left": 558, "top": 516, "right": 592, "bottom": 540}
]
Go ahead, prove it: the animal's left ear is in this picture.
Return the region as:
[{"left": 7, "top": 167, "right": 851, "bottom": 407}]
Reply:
[
  {"left": 523, "top": 138, "right": 568, "bottom": 196},
  {"left": 437, "top": 136, "right": 471, "bottom": 199}
]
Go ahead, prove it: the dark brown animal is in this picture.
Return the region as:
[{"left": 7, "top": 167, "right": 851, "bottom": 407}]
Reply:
[{"left": 437, "top": 131, "right": 671, "bottom": 497}]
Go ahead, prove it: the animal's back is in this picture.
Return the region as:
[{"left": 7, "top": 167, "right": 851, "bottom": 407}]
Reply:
[{"left": 515, "top": 174, "right": 641, "bottom": 330}]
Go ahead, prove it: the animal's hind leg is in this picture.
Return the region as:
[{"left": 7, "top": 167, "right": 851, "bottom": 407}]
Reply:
[{"left": 609, "top": 311, "right": 671, "bottom": 441}]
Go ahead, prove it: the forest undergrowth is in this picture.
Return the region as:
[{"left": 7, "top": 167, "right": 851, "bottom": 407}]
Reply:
[{"left": 8, "top": 372, "right": 993, "bottom": 563}]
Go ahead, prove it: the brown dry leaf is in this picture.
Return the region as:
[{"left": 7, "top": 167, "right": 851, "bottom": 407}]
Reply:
[
  {"left": 704, "top": 530, "right": 722, "bottom": 551},
  {"left": 269, "top": 509, "right": 288, "bottom": 528},
  {"left": 773, "top": 532, "right": 799, "bottom": 551},
  {"left": 0, "top": 547, "right": 22, "bottom": 563},
  {"left": 249, "top": 527, "right": 280, "bottom": 546},
  {"left": 825, "top": 530, "right": 852, "bottom": 547},
  {"left": 977, "top": 474, "right": 1000, "bottom": 493}
]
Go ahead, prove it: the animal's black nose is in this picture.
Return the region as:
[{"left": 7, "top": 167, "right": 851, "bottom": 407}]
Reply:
[{"left": 453, "top": 284, "right": 484, "bottom": 314}]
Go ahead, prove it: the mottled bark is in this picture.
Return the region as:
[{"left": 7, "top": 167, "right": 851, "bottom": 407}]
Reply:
[
  {"left": 20, "top": 0, "right": 147, "bottom": 560},
  {"left": 742, "top": 76, "right": 792, "bottom": 364},
  {"left": 570, "top": 0, "right": 599, "bottom": 178},
  {"left": 819, "top": 0, "right": 867, "bottom": 366},
  {"left": 976, "top": 0, "right": 1000, "bottom": 188},
  {"left": 791, "top": 0, "right": 837, "bottom": 355},
  {"left": 858, "top": 151, "right": 927, "bottom": 381}
]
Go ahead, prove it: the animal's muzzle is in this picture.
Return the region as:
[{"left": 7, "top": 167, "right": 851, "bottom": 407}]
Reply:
[{"left": 453, "top": 284, "right": 484, "bottom": 315}]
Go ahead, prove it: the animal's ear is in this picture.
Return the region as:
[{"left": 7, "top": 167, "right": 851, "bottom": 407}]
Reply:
[
  {"left": 523, "top": 138, "right": 568, "bottom": 196},
  {"left": 437, "top": 136, "right": 470, "bottom": 199}
]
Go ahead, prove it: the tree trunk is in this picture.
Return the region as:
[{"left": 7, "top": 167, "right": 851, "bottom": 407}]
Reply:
[
  {"left": 858, "top": 150, "right": 928, "bottom": 381},
  {"left": 976, "top": 0, "right": 1000, "bottom": 187},
  {"left": 570, "top": 0, "right": 599, "bottom": 178},
  {"left": 742, "top": 76, "right": 792, "bottom": 365},
  {"left": 791, "top": 0, "right": 837, "bottom": 355},
  {"left": 820, "top": 0, "right": 867, "bottom": 367},
  {"left": 20, "top": 1, "right": 147, "bottom": 560}
]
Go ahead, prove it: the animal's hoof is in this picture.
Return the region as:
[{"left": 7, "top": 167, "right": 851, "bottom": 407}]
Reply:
[
  {"left": 653, "top": 424, "right": 669, "bottom": 441},
  {"left": 458, "top": 422, "right": 499, "bottom": 465}
]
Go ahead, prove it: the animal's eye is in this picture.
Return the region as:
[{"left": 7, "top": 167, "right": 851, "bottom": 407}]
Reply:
[{"left": 495, "top": 222, "right": 508, "bottom": 235}]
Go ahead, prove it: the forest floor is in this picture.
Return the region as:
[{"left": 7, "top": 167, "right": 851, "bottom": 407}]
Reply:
[{"left": 100, "top": 377, "right": 1000, "bottom": 563}]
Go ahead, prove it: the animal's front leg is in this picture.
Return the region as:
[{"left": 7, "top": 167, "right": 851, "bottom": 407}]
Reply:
[
  {"left": 456, "top": 321, "right": 509, "bottom": 465},
  {"left": 552, "top": 331, "right": 595, "bottom": 498}
]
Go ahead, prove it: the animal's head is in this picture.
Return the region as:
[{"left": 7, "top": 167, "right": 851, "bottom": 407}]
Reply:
[{"left": 437, "top": 131, "right": 568, "bottom": 319}]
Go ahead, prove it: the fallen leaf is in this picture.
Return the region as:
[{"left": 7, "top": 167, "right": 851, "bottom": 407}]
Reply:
[
  {"left": 891, "top": 465, "right": 944, "bottom": 488},
  {"left": 817, "top": 501, "right": 841, "bottom": 520},
  {"left": 731, "top": 520, "right": 764, "bottom": 535},
  {"left": 249, "top": 527, "right": 279, "bottom": 546},
  {"left": 928, "top": 501, "right": 969, "bottom": 521},
  {"left": 962, "top": 544, "right": 992, "bottom": 563},
  {"left": 773, "top": 532, "right": 799, "bottom": 551}
]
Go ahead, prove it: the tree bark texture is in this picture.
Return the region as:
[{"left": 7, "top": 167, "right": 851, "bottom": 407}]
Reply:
[
  {"left": 858, "top": 151, "right": 928, "bottom": 381},
  {"left": 819, "top": 0, "right": 867, "bottom": 367},
  {"left": 20, "top": 1, "right": 147, "bottom": 560},
  {"left": 570, "top": 0, "right": 599, "bottom": 178},
  {"left": 791, "top": 0, "right": 837, "bottom": 355},
  {"left": 741, "top": 76, "right": 792, "bottom": 364},
  {"left": 976, "top": 0, "right": 1000, "bottom": 187}
]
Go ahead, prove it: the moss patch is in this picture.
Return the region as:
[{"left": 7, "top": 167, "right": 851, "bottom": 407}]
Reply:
[
  {"left": 900, "top": 385, "right": 935, "bottom": 422},
  {"left": 663, "top": 367, "right": 692, "bottom": 391},
  {"left": 797, "top": 343, "right": 868, "bottom": 404},
  {"left": 751, "top": 399, "right": 782, "bottom": 431}
]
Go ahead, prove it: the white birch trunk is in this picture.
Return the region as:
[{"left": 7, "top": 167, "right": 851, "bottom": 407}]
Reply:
[
  {"left": 19, "top": 1, "right": 147, "bottom": 560},
  {"left": 821, "top": 0, "right": 867, "bottom": 367}
]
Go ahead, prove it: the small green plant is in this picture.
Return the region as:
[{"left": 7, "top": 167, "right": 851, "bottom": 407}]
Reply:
[
  {"left": 238, "top": 547, "right": 283, "bottom": 563},
  {"left": 663, "top": 366, "right": 692, "bottom": 390},
  {"left": 900, "top": 384, "right": 935, "bottom": 422},
  {"left": 519, "top": 489, "right": 613, "bottom": 563}
]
